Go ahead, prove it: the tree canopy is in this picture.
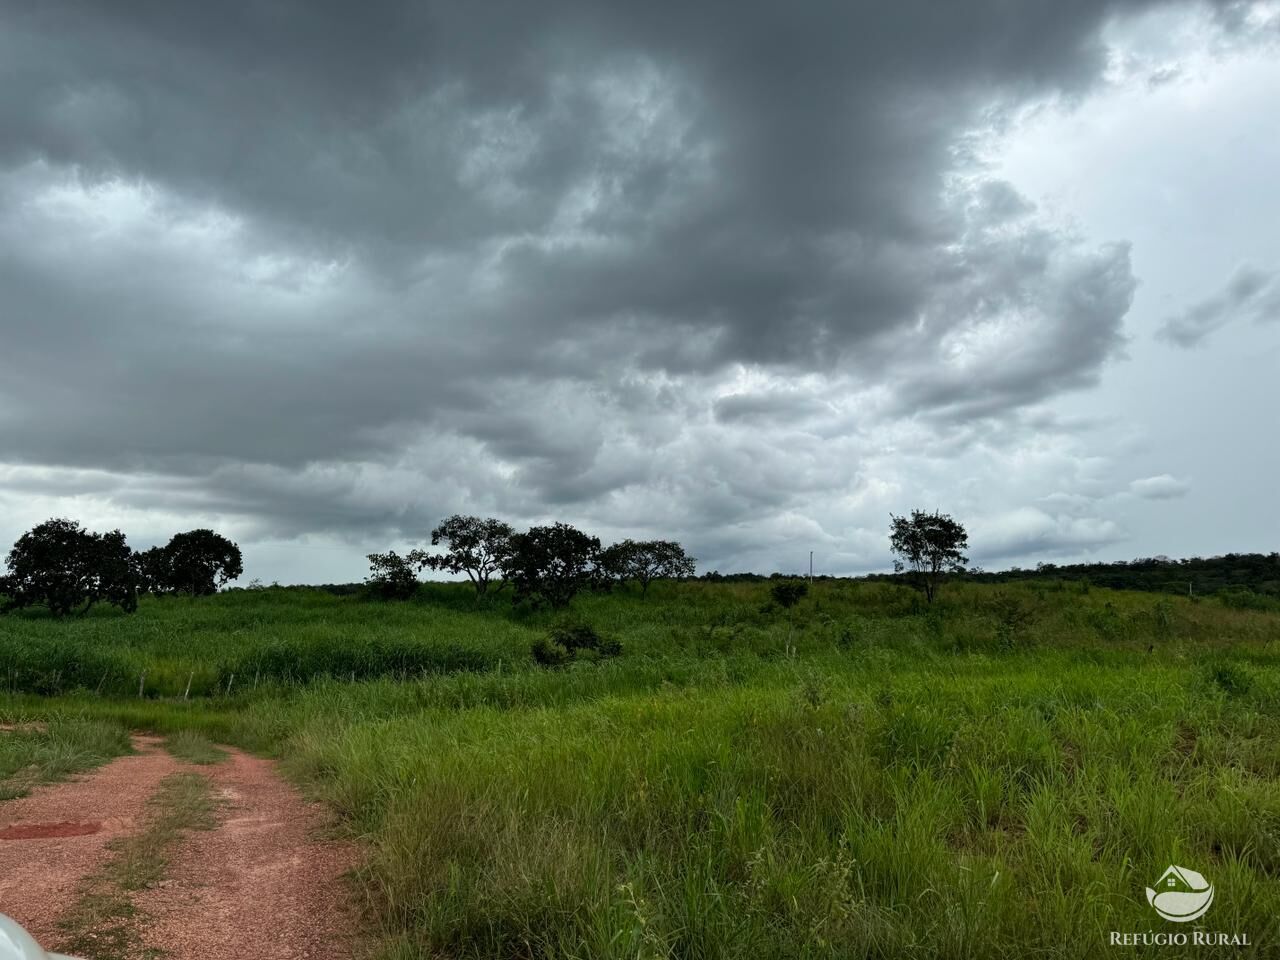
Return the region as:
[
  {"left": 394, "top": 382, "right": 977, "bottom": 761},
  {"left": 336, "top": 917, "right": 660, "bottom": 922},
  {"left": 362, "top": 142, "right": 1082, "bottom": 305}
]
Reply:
[
  {"left": 364, "top": 550, "right": 424, "bottom": 601},
  {"left": 0, "top": 518, "right": 138, "bottom": 616},
  {"left": 505, "top": 522, "right": 602, "bottom": 608},
  {"left": 426, "top": 515, "right": 514, "bottom": 597},
  {"left": 151, "top": 529, "right": 244, "bottom": 596},
  {"left": 889, "top": 510, "right": 969, "bottom": 603},
  {"left": 599, "top": 539, "right": 696, "bottom": 597}
]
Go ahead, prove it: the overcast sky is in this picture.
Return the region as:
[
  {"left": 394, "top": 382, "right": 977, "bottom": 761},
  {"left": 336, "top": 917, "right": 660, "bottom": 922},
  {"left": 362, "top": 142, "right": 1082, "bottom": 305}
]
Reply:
[{"left": 1, "top": 1, "right": 1277, "bottom": 583}]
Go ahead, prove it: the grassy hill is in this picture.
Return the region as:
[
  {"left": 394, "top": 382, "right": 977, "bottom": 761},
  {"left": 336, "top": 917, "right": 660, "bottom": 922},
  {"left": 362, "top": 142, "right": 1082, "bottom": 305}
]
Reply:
[{"left": 3, "top": 580, "right": 1279, "bottom": 957}]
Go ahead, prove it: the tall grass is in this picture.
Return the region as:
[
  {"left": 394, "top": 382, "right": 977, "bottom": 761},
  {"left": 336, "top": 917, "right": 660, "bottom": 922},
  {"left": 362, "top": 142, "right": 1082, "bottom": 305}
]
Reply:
[
  {"left": 0, "top": 716, "right": 133, "bottom": 798},
  {"left": 3, "top": 580, "right": 1279, "bottom": 956}
]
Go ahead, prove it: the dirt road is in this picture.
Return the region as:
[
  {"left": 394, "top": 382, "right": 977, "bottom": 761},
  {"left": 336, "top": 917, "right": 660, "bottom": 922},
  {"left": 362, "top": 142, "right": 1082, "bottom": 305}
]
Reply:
[{"left": 0, "top": 736, "right": 359, "bottom": 959}]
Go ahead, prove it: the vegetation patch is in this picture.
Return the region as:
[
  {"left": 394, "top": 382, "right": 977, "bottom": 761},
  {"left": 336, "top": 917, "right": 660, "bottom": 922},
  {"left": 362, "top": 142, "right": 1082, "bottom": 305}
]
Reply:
[
  {"left": 4, "top": 579, "right": 1280, "bottom": 958},
  {"left": 163, "top": 730, "right": 228, "bottom": 765},
  {"left": 532, "top": 618, "right": 622, "bottom": 667},
  {"left": 0, "top": 717, "right": 131, "bottom": 800}
]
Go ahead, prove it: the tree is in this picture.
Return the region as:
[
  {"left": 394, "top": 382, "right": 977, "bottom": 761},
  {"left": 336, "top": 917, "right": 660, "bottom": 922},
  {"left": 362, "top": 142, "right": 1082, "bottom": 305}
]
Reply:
[
  {"left": 426, "top": 515, "right": 515, "bottom": 597},
  {"left": 0, "top": 518, "right": 138, "bottom": 616},
  {"left": 365, "top": 550, "right": 424, "bottom": 601},
  {"left": 134, "top": 545, "right": 170, "bottom": 596},
  {"left": 155, "top": 529, "right": 244, "bottom": 596},
  {"left": 599, "top": 539, "right": 696, "bottom": 597},
  {"left": 889, "top": 510, "right": 969, "bottom": 603},
  {"left": 505, "top": 522, "right": 601, "bottom": 608}
]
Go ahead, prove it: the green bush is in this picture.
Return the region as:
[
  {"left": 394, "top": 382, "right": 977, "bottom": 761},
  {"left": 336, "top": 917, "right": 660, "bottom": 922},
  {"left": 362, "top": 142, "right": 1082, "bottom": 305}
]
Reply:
[
  {"left": 533, "top": 619, "right": 622, "bottom": 667},
  {"left": 770, "top": 580, "right": 808, "bottom": 609}
]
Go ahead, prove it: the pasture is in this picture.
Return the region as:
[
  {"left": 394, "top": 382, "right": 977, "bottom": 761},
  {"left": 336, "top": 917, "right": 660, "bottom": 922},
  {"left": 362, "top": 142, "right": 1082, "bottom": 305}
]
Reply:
[{"left": 3, "top": 579, "right": 1279, "bottom": 958}]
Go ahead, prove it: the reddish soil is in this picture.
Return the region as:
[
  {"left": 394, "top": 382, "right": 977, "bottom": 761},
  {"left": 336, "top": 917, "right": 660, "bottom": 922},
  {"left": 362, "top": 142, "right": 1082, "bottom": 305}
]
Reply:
[
  {"left": 133, "top": 747, "right": 360, "bottom": 960},
  {"left": 0, "top": 821, "right": 103, "bottom": 840},
  {"left": 0, "top": 736, "right": 361, "bottom": 960},
  {"left": 0, "top": 735, "right": 178, "bottom": 946}
]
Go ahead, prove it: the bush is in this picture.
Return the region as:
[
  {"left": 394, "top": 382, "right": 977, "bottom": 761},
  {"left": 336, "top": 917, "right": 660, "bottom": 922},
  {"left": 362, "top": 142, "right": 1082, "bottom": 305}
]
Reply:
[
  {"left": 533, "top": 619, "right": 621, "bottom": 667},
  {"left": 770, "top": 580, "right": 809, "bottom": 609},
  {"left": 531, "top": 636, "right": 571, "bottom": 667}
]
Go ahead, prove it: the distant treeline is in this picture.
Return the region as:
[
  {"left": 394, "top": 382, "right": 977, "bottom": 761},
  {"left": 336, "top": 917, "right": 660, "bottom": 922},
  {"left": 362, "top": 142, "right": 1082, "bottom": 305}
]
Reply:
[
  {"left": 863, "top": 553, "right": 1280, "bottom": 601},
  {"left": 974, "top": 553, "right": 1279, "bottom": 596},
  {"left": 224, "top": 546, "right": 1280, "bottom": 610},
  {"left": 287, "top": 551, "right": 1280, "bottom": 600}
]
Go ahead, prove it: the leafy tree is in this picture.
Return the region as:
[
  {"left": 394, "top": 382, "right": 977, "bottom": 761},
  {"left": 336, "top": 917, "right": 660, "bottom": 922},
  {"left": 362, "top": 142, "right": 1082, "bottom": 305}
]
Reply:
[
  {"left": 505, "top": 522, "right": 601, "bottom": 609},
  {"left": 889, "top": 509, "right": 969, "bottom": 603},
  {"left": 157, "top": 529, "right": 244, "bottom": 596},
  {"left": 426, "top": 515, "right": 514, "bottom": 597},
  {"left": 0, "top": 518, "right": 138, "bottom": 616},
  {"left": 599, "top": 539, "right": 696, "bottom": 598},
  {"left": 134, "top": 545, "right": 170, "bottom": 596},
  {"left": 365, "top": 550, "right": 424, "bottom": 601}
]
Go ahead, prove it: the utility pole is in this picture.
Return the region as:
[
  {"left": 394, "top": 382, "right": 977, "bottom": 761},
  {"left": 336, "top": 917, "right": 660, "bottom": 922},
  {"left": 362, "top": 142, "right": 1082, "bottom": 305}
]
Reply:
[{"left": 809, "top": 551, "right": 813, "bottom": 584}]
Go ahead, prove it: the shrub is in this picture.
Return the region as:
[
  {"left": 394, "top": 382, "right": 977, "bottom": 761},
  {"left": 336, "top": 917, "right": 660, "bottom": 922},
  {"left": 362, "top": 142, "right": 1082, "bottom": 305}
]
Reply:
[
  {"left": 770, "top": 580, "right": 809, "bottom": 609},
  {"left": 533, "top": 619, "right": 621, "bottom": 667},
  {"left": 531, "top": 636, "right": 571, "bottom": 667}
]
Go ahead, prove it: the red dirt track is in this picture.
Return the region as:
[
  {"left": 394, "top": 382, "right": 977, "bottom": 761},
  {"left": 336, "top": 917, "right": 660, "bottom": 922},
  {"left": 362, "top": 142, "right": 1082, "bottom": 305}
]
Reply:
[
  {"left": 134, "top": 747, "right": 360, "bottom": 960},
  {"left": 0, "top": 735, "right": 359, "bottom": 959}
]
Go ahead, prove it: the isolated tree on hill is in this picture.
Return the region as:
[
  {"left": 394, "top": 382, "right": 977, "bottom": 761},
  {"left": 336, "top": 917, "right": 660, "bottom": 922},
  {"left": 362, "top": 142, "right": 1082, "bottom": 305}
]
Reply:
[
  {"left": 889, "top": 510, "right": 969, "bottom": 603},
  {"left": 157, "top": 529, "right": 243, "bottom": 596},
  {"left": 426, "top": 515, "right": 514, "bottom": 597},
  {"left": 599, "top": 539, "right": 696, "bottom": 597},
  {"left": 365, "top": 550, "right": 424, "bottom": 601},
  {"left": 0, "top": 518, "right": 138, "bottom": 616},
  {"left": 505, "top": 522, "right": 601, "bottom": 608}
]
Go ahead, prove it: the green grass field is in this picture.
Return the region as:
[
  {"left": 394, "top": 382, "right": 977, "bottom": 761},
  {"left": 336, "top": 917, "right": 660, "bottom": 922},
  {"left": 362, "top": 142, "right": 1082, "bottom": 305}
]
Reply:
[{"left": 2, "top": 580, "right": 1279, "bottom": 958}]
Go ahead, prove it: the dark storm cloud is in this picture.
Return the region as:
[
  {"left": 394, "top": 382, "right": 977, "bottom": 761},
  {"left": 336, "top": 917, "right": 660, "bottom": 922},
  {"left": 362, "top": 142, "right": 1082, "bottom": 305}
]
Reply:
[
  {"left": 1157, "top": 263, "right": 1279, "bottom": 346},
  {"left": 0, "top": 0, "right": 1227, "bottom": 571}
]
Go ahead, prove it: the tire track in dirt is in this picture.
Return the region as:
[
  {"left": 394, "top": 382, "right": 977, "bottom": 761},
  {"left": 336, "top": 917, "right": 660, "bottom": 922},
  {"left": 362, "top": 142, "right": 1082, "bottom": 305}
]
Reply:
[
  {"left": 132, "top": 747, "right": 360, "bottom": 960},
  {"left": 0, "top": 735, "right": 180, "bottom": 947}
]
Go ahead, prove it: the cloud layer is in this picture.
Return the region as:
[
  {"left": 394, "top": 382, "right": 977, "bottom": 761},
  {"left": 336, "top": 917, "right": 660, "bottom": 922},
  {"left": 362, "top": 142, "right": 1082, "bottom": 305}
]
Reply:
[{"left": 0, "top": 0, "right": 1266, "bottom": 578}]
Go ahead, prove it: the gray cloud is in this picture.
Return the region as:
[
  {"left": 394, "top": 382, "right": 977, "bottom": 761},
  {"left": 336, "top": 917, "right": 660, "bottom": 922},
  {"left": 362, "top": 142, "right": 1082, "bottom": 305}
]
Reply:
[
  {"left": 1129, "top": 474, "right": 1191, "bottom": 500},
  {"left": 0, "top": 0, "right": 1258, "bottom": 577},
  {"left": 1157, "top": 263, "right": 1280, "bottom": 346}
]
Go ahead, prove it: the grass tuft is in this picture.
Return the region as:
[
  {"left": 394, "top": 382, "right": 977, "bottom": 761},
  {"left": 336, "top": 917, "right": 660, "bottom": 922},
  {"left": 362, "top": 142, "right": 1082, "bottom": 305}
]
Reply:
[
  {"left": 0, "top": 717, "right": 131, "bottom": 799},
  {"left": 163, "top": 729, "right": 228, "bottom": 765}
]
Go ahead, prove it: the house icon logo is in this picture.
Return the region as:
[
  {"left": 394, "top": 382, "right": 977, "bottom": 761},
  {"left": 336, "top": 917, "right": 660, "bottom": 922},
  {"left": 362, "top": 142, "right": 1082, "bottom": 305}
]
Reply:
[{"left": 1146, "top": 865, "right": 1214, "bottom": 922}]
